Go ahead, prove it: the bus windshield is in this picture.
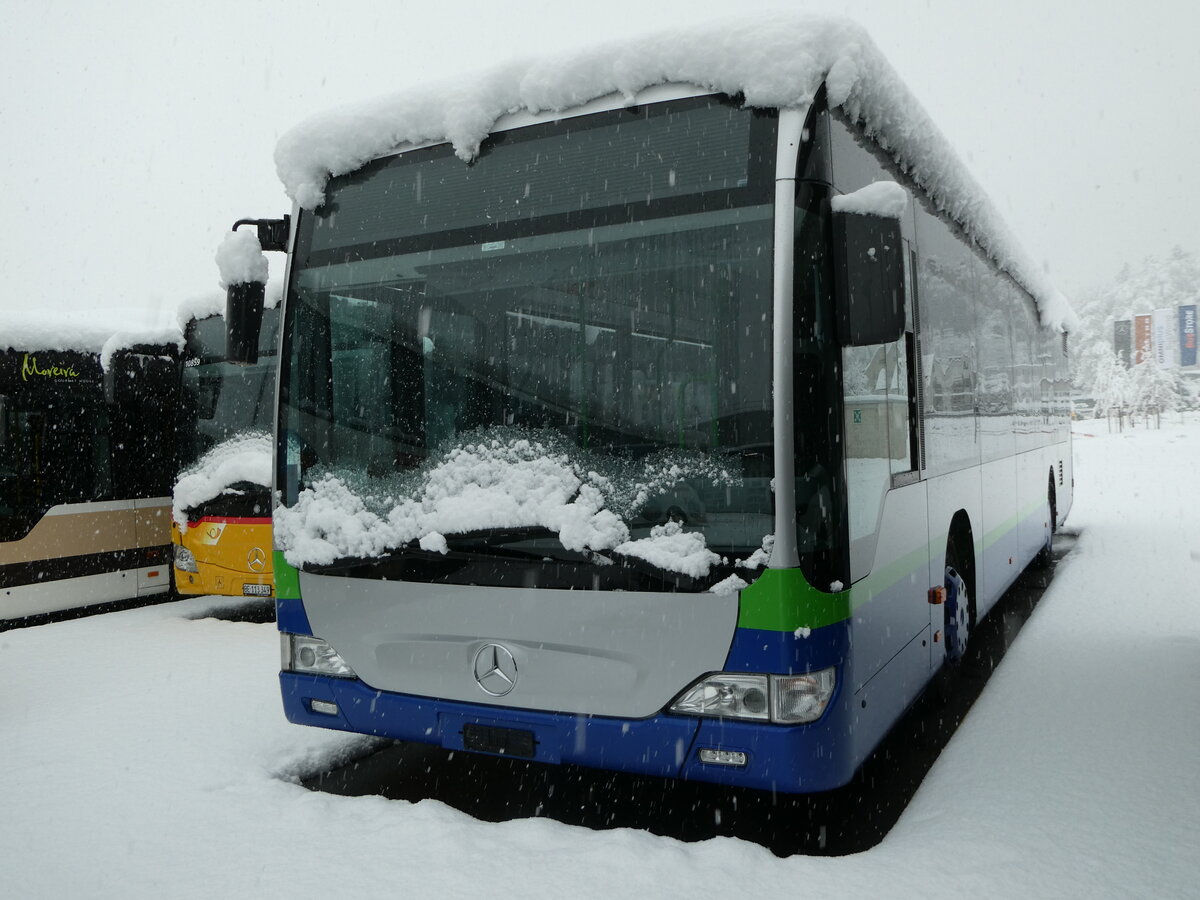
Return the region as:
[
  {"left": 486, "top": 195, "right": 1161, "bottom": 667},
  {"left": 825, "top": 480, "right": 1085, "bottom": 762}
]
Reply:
[
  {"left": 178, "top": 311, "right": 279, "bottom": 471},
  {"left": 279, "top": 96, "right": 837, "bottom": 587}
]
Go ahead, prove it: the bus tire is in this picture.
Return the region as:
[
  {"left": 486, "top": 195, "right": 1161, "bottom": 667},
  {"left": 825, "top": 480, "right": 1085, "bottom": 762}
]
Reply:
[
  {"left": 1034, "top": 470, "right": 1056, "bottom": 569},
  {"left": 943, "top": 530, "right": 974, "bottom": 665}
]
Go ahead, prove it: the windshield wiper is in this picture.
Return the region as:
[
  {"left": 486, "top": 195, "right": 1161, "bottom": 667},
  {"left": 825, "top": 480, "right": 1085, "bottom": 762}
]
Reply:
[{"left": 440, "top": 526, "right": 592, "bottom": 564}]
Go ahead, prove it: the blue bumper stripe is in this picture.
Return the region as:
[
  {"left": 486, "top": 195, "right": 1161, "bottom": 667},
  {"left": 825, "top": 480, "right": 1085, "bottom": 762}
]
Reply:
[
  {"left": 281, "top": 619, "right": 856, "bottom": 793},
  {"left": 281, "top": 672, "right": 700, "bottom": 779},
  {"left": 276, "top": 596, "right": 312, "bottom": 635}
]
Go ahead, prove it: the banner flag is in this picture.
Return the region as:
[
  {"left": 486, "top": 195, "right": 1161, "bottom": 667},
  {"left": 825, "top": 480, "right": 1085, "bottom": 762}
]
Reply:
[
  {"left": 1181, "top": 305, "right": 1197, "bottom": 368},
  {"left": 1153, "top": 308, "right": 1172, "bottom": 368},
  {"left": 1113, "top": 320, "right": 1132, "bottom": 368},
  {"left": 1134, "top": 314, "right": 1152, "bottom": 366}
]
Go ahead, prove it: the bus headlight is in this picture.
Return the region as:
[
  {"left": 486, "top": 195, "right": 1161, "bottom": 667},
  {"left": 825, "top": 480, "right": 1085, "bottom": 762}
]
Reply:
[
  {"left": 173, "top": 545, "right": 199, "bottom": 573},
  {"left": 669, "top": 668, "right": 836, "bottom": 724},
  {"left": 282, "top": 634, "right": 357, "bottom": 678},
  {"left": 669, "top": 673, "right": 770, "bottom": 721}
]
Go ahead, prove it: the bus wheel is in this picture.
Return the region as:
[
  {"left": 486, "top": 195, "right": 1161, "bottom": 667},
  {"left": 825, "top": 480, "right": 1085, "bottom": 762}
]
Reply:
[
  {"left": 944, "top": 539, "right": 973, "bottom": 664},
  {"left": 1034, "top": 470, "right": 1056, "bottom": 569}
]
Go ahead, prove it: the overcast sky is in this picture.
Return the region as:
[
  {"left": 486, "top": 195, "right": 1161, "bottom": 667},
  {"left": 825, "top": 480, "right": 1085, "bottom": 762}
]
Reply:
[{"left": 1, "top": 0, "right": 1196, "bottom": 323}]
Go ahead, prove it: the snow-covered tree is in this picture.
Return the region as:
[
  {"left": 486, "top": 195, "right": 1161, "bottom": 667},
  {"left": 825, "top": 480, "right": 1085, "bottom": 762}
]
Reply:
[
  {"left": 1128, "top": 361, "right": 1178, "bottom": 418},
  {"left": 1070, "top": 246, "right": 1200, "bottom": 410},
  {"left": 1087, "top": 345, "right": 1132, "bottom": 417}
]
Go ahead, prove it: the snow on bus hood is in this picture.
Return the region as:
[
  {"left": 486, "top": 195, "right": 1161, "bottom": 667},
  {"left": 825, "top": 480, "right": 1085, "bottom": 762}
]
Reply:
[
  {"left": 173, "top": 432, "right": 273, "bottom": 530},
  {"left": 273, "top": 432, "right": 734, "bottom": 579},
  {"left": 274, "top": 13, "right": 1076, "bottom": 332}
]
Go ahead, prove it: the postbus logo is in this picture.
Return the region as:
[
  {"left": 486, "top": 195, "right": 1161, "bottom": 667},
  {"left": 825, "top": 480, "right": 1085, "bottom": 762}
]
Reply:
[{"left": 21, "top": 353, "right": 80, "bottom": 383}]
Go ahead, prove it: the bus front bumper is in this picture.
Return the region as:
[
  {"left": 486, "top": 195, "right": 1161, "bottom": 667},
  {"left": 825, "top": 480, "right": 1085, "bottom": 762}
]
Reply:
[
  {"left": 279, "top": 671, "right": 856, "bottom": 794},
  {"left": 173, "top": 562, "right": 273, "bottom": 597}
]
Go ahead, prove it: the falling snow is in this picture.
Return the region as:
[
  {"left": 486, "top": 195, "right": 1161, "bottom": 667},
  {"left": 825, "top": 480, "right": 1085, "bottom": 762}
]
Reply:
[{"left": 2, "top": 415, "right": 1197, "bottom": 897}]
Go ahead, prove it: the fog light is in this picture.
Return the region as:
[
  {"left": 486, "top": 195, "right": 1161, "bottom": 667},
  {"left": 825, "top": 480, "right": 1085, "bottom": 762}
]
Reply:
[
  {"left": 698, "top": 748, "right": 747, "bottom": 766},
  {"left": 310, "top": 699, "right": 339, "bottom": 716}
]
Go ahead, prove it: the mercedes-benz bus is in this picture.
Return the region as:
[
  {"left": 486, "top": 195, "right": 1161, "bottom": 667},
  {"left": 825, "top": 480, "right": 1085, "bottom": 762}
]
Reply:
[
  {"left": 172, "top": 304, "right": 279, "bottom": 599},
  {"left": 234, "top": 19, "right": 1073, "bottom": 793},
  {"left": 1, "top": 332, "right": 178, "bottom": 625}
]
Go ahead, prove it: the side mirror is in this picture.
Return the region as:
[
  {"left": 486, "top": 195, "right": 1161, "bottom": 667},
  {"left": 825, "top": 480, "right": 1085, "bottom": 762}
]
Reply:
[
  {"left": 103, "top": 359, "right": 119, "bottom": 405},
  {"left": 196, "top": 374, "right": 220, "bottom": 420},
  {"left": 218, "top": 217, "right": 284, "bottom": 366},
  {"left": 227, "top": 280, "right": 265, "bottom": 366},
  {"left": 832, "top": 207, "right": 905, "bottom": 346}
]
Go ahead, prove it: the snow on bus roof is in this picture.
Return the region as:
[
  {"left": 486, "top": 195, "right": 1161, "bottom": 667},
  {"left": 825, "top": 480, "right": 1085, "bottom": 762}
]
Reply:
[
  {"left": 0, "top": 308, "right": 183, "bottom": 367},
  {"left": 173, "top": 278, "right": 283, "bottom": 330},
  {"left": 275, "top": 13, "right": 1076, "bottom": 332}
]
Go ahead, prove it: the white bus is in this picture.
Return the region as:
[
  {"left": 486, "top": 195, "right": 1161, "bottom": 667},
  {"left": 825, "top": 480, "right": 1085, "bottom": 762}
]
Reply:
[{"left": 234, "top": 17, "right": 1072, "bottom": 793}]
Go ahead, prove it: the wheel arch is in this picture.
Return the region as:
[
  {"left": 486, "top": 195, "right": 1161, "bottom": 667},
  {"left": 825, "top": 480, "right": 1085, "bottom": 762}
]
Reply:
[
  {"left": 1047, "top": 466, "right": 1058, "bottom": 533},
  {"left": 946, "top": 509, "right": 976, "bottom": 597}
]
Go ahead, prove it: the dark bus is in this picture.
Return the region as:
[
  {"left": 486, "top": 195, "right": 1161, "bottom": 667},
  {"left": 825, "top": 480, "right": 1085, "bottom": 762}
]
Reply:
[{"left": 1, "top": 340, "right": 178, "bottom": 625}]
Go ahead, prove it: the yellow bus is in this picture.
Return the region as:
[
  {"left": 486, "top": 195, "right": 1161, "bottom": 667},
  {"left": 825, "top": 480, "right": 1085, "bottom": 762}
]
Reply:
[{"left": 171, "top": 305, "right": 278, "bottom": 599}]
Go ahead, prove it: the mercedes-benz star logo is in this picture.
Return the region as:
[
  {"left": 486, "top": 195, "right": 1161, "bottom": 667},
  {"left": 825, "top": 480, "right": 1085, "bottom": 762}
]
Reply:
[
  {"left": 247, "top": 547, "right": 267, "bottom": 573},
  {"left": 473, "top": 643, "right": 518, "bottom": 697}
]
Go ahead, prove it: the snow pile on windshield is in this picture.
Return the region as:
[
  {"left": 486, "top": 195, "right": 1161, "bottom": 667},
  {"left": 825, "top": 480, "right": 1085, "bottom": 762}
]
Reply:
[
  {"left": 831, "top": 181, "right": 908, "bottom": 218},
  {"left": 274, "top": 431, "right": 736, "bottom": 578},
  {"left": 275, "top": 13, "right": 1075, "bottom": 332},
  {"left": 216, "top": 228, "right": 269, "bottom": 288},
  {"left": 710, "top": 573, "right": 750, "bottom": 595},
  {"left": 173, "top": 432, "right": 273, "bottom": 529},
  {"left": 614, "top": 521, "right": 721, "bottom": 579},
  {"left": 736, "top": 534, "right": 775, "bottom": 569},
  {"left": 1, "top": 308, "right": 183, "bottom": 360}
]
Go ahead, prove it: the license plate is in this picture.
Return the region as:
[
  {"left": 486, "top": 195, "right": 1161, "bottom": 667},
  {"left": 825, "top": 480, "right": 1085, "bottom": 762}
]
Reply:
[
  {"left": 462, "top": 723, "right": 537, "bottom": 758},
  {"left": 242, "top": 583, "right": 272, "bottom": 596}
]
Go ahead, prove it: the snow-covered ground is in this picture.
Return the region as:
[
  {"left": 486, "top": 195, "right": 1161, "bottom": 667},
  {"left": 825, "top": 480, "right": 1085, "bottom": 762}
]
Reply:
[{"left": 2, "top": 416, "right": 1197, "bottom": 898}]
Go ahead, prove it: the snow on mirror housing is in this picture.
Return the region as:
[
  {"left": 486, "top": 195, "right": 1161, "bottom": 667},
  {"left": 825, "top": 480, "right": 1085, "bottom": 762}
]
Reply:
[
  {"left": 831, "top": 202, "right": 906, "bottom": 347},
  {"left": 281, "top": 634, "right": 357, "bottom": 679},
  {"left": 223, "top": 216, "right": 289, "bottom": 366},
  {"left": 669, "top": 668, "right": 836, "bottom": 724}
]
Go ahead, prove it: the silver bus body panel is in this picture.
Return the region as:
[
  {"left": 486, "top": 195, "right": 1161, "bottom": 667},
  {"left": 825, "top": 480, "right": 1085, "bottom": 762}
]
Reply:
[{"left": 299, "top": 571, "right": 739, "bottom": 719}]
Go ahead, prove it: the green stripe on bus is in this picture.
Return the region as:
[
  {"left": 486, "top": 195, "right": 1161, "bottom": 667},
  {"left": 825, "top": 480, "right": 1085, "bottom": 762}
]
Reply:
[
  {"left": 983, "top": 495, "right": 1046, "bottom": 550},
  {"left": 847, "top": 543, "right": 931, "bottom": 614},
  {"left": 273, "top": 552, "right": 302, "bottom": 600},
  {"left": 740, "top": 495, "right": 1048, "bottom": 632},
  {"left": 737, "top": 567, "right": 851, "bottom": 631}
]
